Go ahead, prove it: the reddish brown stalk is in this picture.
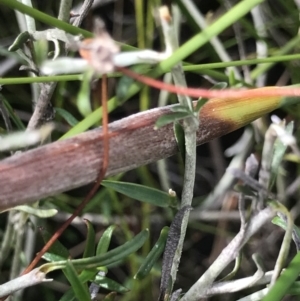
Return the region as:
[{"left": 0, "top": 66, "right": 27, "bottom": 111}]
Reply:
[
  {"left": 117, "top": 66, "right": 300, "bottom": 98},
  {"left": 22, "top": 75, "right": 109, "bottom": 275}
]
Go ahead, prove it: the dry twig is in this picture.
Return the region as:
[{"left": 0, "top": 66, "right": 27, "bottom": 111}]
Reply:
[{"left": 0, "top": 95, "right": 279, "bottom": 209}]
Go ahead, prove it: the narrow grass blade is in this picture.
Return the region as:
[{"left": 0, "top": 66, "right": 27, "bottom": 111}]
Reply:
[
  {"left": 135, "top": 226, "right": 169, "bottom": 280},
  {"left": 65, "top": 260, "right": 91, "bottom": 301},
  {"left": 102, "top": 180, "right": 178, "bottom": 208},
  {"left": 41, "top": 229, "right": 149, "bottom": 273},
  {"left": 96, "top": 225, "right": 116, "bottom": 255},
  {"left": 93, "top": 275, "right": 129, "bottom": 293},
  {"left": 83, "top": 219, "right": 96, "bottom": 258}
]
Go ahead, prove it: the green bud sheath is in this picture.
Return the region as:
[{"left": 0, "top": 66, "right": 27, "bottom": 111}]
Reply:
[{"left": 198, "top": 87, "right": 298, "bottom": 144}]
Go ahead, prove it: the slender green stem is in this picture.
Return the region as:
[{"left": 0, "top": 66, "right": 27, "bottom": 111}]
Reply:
[
  {"left": 0, "top": 73, "right": 120, "bottom": 85},
  {"left": 59, "top": 96, "right": 116, "bottom": 139},
  {"left": 5, "top": 51, "right": 300, "bottom": 85},
  {"left": 3, "top": 46, "right": 300, "bottom": 86},
  {"left": 22, "top": 0, "right": 36, "bottom": 32},
  {"left": 269, "top": 202, "right": 293, "bottom": 286},
  {"left": 184, "top": 53, "right": 300, "bottom": 70},
  {"left": 156, "top": 73, "right": 172, "bottom": 191},
  {"left": 58, "top": 0, "right": 73, "bottom": 22},
  {"left": 134, "top": 0, "right": 145, "bottom": 49},
  {"left": 156, "top": 0, "right": 264, "bottom": 75},
  {"left": 145, "top": 0, "right": 155, "bottom": 49},
  {"left": 250, "top": 35, "right": 300, "bottom": 80},
  {"left": 180, "top": 0, "right": 242, "bottom": 80},
  {"left": 165, "top": 5, "right": 198, "bottom": 294}
]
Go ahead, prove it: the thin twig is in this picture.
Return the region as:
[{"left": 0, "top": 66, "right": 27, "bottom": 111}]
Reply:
[
  {"left": 158, "top": 7, "right": 198, "bottom": 295},
  {"left": 9, "top": 213, "right": 27, "bottom": 280},
  {"left": 26, "top": 83, "right": 56, "bottom": 130},
  {"left": 181, "top": 206, "right": 275, "bottom": 301},
  {"left": 26, "top": 0, "right": 76, "bottom": 130},
  {"left": 0, "top": 268, "right": 50, "bottom": 297},
  {"left": 198, "top": 129, "right": 253, "bottom": 210},
  {"left": 204, "top": 270, "right": 274, "bottom": 297},
  {"left": 71, "top": 0, "right": 94, "bottom": 27},
  {"left": 0, "top": 95, "right": 282, "bottom": 210}
]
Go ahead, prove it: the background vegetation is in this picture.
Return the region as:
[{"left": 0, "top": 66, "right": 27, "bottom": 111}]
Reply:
[{"left": 1, "top": 0, "right": 300, "bottom": 300}]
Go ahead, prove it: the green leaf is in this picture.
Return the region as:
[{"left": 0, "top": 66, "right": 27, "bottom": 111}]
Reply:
[
  {"left": 79, "top": 269, "right": 99, "bottom": 282},
  {"left": 228, "top": 69, "right": 236, "bottom": 86},
  {"left": 43, "top": 252, "right": 68, "bottom": 262},
  {"left": 116, "top": 65, "right": 149, "bottom": 102},
  {"left": 62, "top": 221, "right": 101, "bottom": 301},
  {"left": 272, "top": 216, "right": 300, "bottom": 238},
  {"left": 65, "top": 260, "right": 91, "bottom": 301},
  {"left": 194, "top": 80, "right": 227, "bottom": 113},
  {"left": 170, "top": 105, "right": 192, "bottom": 113},
  {"left": 55, "top": 107, "right": 79, "bottom": 126},
  {"left": 116, "top": 74, "right": 135, "bottom": 102},
  {"left": 96, "top": 225, "right": 116, "bottom": 255},
  {"left": 8, "top": 31, "right": 30, "bottom": 51},
  {"left": 288, "top": 281, "right": 300, "bottom": 295},
  {"left": 35, "top": 39, "right": 49, "bottom": 65},
  {"left": 2, "top": 205, "right": 57, "bottom": 218},
  {"left": 173, "top": 122, "right": 185, "bottom": 163},
  {"left": 272, "top": 216, "right": 287, "bottom": 230},
  {"left": 59, "top": 269, "right": 98, "bottom": 301},
  {"left": 211, "top": 82, "right": 228, "bottom": 90},
  {"left": 193, "top": 82, "right": 228, "bottom": 115},
  {"left": 41, "top": 229, "right": 149, "bottom": 273},
  {"left": 83, "top": 220, "right": 96, "bottom": 258},
  {"left": 135, "top": 226, "right": 169, "bottom": 280},
  {"left": 194, "top": 98, "right": 209, "bottom": 113},
  {"left": 93, "top": 275, "right": 129, "bottom": 293},
  {"left": 77, "top": 70, "right": 93, "bottom": 117},
  {"left": 155, "top": 112, "right": 191, "bottom": 129},
  {"left": 101, "top": 180, "right": 178, "bottom": 208},
  {"left": 262, "top": 252, "right": 300, "bottom": 301},
  {"left": 270, "top": 121, "right": 294, "bottom": 188},
  {"left": 39, "top": 228, "right": 70, "bottom": 260}
]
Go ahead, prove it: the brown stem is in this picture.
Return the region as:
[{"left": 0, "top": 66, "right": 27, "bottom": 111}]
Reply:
[
  {"left": 22, "top": 76, "right": 109, "bottom": 275},
  {"left": 0, "top": 97, "right": 267, "bottom": 210}
]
